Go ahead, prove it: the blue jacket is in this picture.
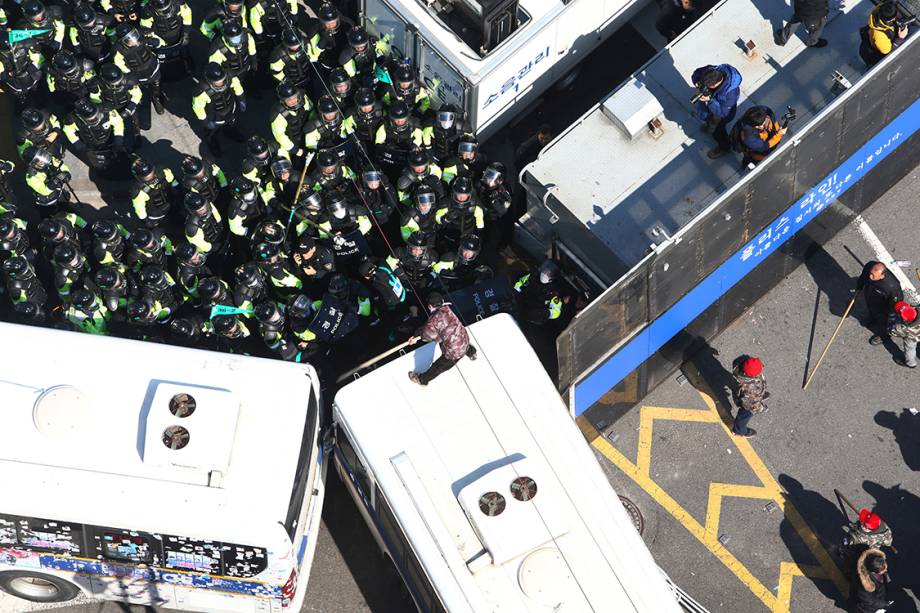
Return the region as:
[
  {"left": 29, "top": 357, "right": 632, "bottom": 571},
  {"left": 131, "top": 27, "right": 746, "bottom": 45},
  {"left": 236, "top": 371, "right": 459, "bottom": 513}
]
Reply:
[{"left": 692, "top": 64, "right": 742, "bottom": 122}]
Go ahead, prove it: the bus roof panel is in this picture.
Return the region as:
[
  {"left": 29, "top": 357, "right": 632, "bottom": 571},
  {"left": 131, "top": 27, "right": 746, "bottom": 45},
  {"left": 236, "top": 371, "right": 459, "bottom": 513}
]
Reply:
[{"left": 334, "top": 314, "right": 682, "bottom": 611}]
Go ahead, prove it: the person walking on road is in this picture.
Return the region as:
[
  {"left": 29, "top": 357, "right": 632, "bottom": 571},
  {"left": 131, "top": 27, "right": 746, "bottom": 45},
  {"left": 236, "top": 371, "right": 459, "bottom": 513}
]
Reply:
[
  {"left": 776, "top": 0, "right": 828, "bottom": 48},
  {"left": 407, "top": 292, "right": 476, "bottom": 386},
  {"left": 851, "top": 549, "right": 893, "bottom": 613},
  {"left": 731, "top": 356, "right": 768, "bottom": 438},
  {"left": 888, "top": 300, "right": 920, "bottom": 368},
  {"left": 856, "top": 261, "right": 903, "bottom": 346}
]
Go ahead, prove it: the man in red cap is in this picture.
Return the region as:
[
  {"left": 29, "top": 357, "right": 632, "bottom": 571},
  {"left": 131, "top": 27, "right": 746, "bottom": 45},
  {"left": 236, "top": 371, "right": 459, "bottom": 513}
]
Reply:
[
  {"left": 888, "top": 300, "right": 920, "bottom": 368},
  {"left": 843, "top": 508, "right": 894, "bottom": 550},
  {"left": 731, "top": 355, "right": 768, "bottom": 438}
]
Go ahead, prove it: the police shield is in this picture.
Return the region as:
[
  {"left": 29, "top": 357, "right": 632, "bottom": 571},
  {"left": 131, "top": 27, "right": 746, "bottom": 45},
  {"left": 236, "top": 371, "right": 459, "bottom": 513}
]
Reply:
[{"left": 309, "top": 294, "right": 359, "bottom": 342}]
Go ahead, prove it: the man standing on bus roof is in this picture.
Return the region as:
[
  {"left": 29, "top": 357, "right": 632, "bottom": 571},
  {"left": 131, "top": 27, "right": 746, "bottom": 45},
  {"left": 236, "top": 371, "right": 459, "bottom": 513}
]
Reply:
[
  {"left": 731, "top": 356, "right": 768, "bottom": 438},
  {"left": 775, "top": 0, "right": 828, "bottom": 48},
  {"left": 690, "top": 63, "right": 742, "bottom": 160},
  {"left": 407, "top": 292, "right": 477, "bottom": 386}
]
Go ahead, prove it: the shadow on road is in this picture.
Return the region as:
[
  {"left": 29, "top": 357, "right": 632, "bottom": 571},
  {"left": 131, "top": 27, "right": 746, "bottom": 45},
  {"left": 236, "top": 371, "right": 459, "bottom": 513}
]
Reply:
[{"left": 873, "top": 409, "right": 920, "bottom": 471}]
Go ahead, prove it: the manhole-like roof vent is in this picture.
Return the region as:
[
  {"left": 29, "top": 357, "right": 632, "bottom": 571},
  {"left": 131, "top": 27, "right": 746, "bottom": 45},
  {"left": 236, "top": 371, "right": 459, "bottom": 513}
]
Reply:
[{"left": 33, "top": 386, "right": 100, "bottom": 441}]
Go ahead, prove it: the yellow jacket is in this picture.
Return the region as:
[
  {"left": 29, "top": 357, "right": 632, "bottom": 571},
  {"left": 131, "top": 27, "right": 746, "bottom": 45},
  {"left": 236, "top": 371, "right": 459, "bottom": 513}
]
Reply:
[{"left": 868, "top": 6, "right": 898, "bottom": 55}]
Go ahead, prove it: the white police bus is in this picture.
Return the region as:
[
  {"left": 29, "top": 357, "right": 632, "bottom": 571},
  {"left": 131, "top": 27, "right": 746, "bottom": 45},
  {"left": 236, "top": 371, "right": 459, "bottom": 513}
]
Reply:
[
  {"left": 0, "top": 322, "right": 325, "bottom": 612},
  {"left": 332, "top": 313, "right": 685, "bottom": 611}
]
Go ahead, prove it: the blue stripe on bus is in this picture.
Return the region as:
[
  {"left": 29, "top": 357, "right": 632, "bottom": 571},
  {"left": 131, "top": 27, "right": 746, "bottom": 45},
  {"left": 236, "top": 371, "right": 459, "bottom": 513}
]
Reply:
[{"left": 574, "top": 96, "right": 920, "bottom": 415}]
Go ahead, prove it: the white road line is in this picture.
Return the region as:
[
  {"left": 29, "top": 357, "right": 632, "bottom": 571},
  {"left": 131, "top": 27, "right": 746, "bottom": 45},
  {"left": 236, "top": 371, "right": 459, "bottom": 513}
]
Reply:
[{"left": 853, "top": 214, "right": 919, "bottom": 301}]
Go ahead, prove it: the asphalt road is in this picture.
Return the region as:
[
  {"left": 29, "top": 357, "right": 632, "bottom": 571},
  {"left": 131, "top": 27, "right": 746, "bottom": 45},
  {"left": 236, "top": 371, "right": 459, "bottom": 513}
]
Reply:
[{"left": 587, "top": 168, "right": 920, "bottom": 613}]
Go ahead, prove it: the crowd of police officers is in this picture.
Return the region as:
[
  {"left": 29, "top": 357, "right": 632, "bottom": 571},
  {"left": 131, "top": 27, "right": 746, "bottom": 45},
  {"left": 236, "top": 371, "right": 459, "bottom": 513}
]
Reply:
[{"left": 0, "top": 0, "right": 573, "bottom": 373}]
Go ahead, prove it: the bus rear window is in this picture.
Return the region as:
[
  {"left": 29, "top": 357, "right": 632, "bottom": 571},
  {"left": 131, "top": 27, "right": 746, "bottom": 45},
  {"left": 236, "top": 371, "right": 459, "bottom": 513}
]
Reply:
[
  {"left": 163, "top": 536, "right": 222, "bottom": 574},
  {"left": 221, "top": 544, "right": 268, "bottom": 578}
]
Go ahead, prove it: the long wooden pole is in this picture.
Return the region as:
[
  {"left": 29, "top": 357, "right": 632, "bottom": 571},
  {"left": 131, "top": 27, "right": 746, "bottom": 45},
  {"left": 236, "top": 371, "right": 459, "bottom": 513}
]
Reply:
[
  {"left": 336, "top": 339, "right": 414, "bottom": 384},
  {"left": 803, "top": 296, "right": 856, "bottom": 390}
]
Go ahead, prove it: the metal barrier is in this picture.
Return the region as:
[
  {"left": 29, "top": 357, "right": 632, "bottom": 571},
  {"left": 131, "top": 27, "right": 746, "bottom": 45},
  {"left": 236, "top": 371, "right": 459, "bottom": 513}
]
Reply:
[{"left": 558, "top": 34, "right": 920, "bottom": 427}]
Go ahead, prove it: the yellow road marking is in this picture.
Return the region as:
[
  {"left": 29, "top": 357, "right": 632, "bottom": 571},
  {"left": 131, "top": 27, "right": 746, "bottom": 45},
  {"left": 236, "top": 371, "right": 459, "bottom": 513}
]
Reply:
[{"left": 580, "top": 365, "right": 848, "bottom": 612}]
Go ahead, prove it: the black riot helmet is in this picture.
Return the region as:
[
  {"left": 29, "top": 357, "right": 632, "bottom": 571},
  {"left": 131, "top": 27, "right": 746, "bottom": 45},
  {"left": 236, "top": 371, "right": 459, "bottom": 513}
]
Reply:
[
  {"left": 254, "top": 219, "right": 286, "bottom": 245},
  {"left": 52, "top": 50, "right": 78, "bottom": 74},
  {"left": 458, "top": 134, "right": 479, "bottom": 156},
  {"left": 126, "top": 300, "right": 155, "bottom": 322},
  {"left": 0, "top": 220, "right": 19, "bottom": 240},
  {"left": 29, "top": 147, "right": 53, "bottom": 170},
  {"left": 329, "top": 68, "right": 351, "bottom": 95},
  {"left": 72, "top": 289, "right": 98, "bottom": 311},
  {"left": 357, "top": 259, "right": 375, "bottom": 279},
  {"left": 300, "top": 191, "right": 324, "bottom": 214},
  {"left": 174, "top": 242, "right": 201, "bottom": 264},
  {"left": 407, "top": 231, "right": 427, "bottom": 256},
  {"left": 198, "top": 276, "right": 225, "bottom": 301},
  {"left": 326, "top": 192, "right": 347, "bottom": 219},
  {"left": 3, "top": 256, "right": 31, "bottom": 279},
  {"left": 235, "top": 261, "right": 263, "bottom": 287},
  {"left": 327, "top": 273, "right": 349, "bottom": 298},
  {"left": 408, "top": 147, "right": 428, "bottom": 170},
  {"left": 94, "top": 266, "right": 122, "bottom": 290},
  {"left": 22, "top": 108, "right": 44, "bottom": 131},
  {"left": 317, "top": 2, "right": 339, "bottom": 29},
  {"left": 538, "top": 259, "right": 559, "bottom": 284},
  {"left": 116, "top": 23, "right": 142, "bottom": 46},
  {"left": 270, "top": 156, "right": 292, "bottom": 179},
  {"left": 481, "top": 162, "right": 505, "bottom": 188},
  {"left": 316, "top": 149, "right": 338, "bottom": 172},
  {"left": 181, "top": 155, "right": 204, "bottom": 178},
  {"left": 231, "top": 176, "right": 256, "bottom": 201},
  {"left": 354, "top": 87, "right": 375, "bottom": 111},
  {"left": 129, "top": 227, "right": 157, "bottom": 249},
  {"left": 282, "top": 28, "right": 301, "bottom": 52},
  {"left": 317, "top": 95, "right": 339, "bottom": 122},
  {"left": 393, "top": 64, "right": 414, "bottom": 90},
  {"left": 287, "top": 294, "right": 313, "bottom": 319},
  {"left": 170, "top": 317, "right": 199, "bottom": 340},
  {"left": 74, "top": 98, "right": 100, "bottom": 123},
  {"left": 91, "top": 220, "right": 119, "bottom": 242},
  {"left": 73, "top": 3, "right": 97, "bottom": 28},
  {"left": 451, "top": 175, "right": 473, "bottom": 199},
  {"left": 53, "top": 243, "right": 79, "bottom": 266},
  {"left": 414, "top": 184, "right": 436, "bottom": 211},
  {"left": 184, "top": 192, "right": 209, "bottom": 215},
  {"left": 22, "top": 0, "right": 46, "bottom": 21},
  {"left": 436, "top": 105, "right": 459, "bottom": 130},
  {"left": 362, "top": 169, "right": 381, "bottom": 187},
  {"left": 223, "top": 0, "right": 244, "bottom": 15},
  {"left": 347, "top": 26, "right": 369, "bottom": 51},
  {"left": 204, "top": 62, "right": 228, "bottom": 91},
  {"left": 247, "top": 135, "right": 270, "bottom": 160},
  {"left": 99, "top": 63, "right": 125, "bottom": 86},
  {"left": 131, "top": 156, "right": 154, "bottom": 180},
  {"left": 138, "top": 264, "right": 167, "bottom": 287},
  {"left": 253, "top": 241, "right": 280, "bottom": 262},
  {"left": 150, "top": 0, "right": 175, "bottom": 14},
  {"left": 459, "top": 234, "right": 481, "bottom": 262},
  {"left": 221, "top": 19, "right": 245, "bottom": 48},
  {"left": 277, "top": 82, "right": 302, "bottom": 108},
  {"left": 254, "top": 300, "right": 283, "bottom": 325},
  {"left": 389, "top": 100, "right": 410, "bottom": 127},
  {"left": 37, "top": 218, "right": 64, "bottom": 242}
]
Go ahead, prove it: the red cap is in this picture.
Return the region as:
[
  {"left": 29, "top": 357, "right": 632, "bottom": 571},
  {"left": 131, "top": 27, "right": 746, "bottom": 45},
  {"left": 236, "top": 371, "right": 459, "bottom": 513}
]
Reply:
[
  {"left": 859, "top": 508, "right": 881, "bottom": 531},
  {"left": 894, "top": 301, "right": 917, "bottom": 323},
  {"left": 742, "top": 357, "right": 763, "bottom": 377}
]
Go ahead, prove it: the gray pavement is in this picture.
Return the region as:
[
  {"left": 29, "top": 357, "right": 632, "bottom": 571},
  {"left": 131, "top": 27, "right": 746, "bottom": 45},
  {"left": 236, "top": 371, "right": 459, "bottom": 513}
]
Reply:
[{"left": 589, "top": 168, "right": 920, "bottom": 612}]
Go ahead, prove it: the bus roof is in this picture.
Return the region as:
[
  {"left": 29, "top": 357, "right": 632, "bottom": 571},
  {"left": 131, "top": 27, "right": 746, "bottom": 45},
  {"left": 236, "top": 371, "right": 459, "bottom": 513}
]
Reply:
[
  {"left": 0, "top": 322, "right": 319, "bottom": 545},
  {"left": 334, "top": 314, "right": 681, "bottom": 612},
  {"left": 521, "top": 0, "right": 871, "bottom": 273}
]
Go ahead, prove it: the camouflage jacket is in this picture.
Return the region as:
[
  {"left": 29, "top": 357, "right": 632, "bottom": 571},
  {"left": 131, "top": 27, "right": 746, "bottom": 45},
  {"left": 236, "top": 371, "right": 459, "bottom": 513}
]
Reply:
[
  {"left": 844, "top": 521, "right": 893, "bottom": 549},
  {"left": 889, "top": 316, "right": 920, "bottom": 343},
  {"left": 733, "top": 370, "right": 768, "bottom": 414}
]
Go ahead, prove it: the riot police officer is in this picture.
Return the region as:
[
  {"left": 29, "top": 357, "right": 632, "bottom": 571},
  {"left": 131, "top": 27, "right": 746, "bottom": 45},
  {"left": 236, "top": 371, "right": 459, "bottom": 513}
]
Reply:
[
  {"left": 0, "top": 160, "right": 17, "bottom": 209},
  {"left": 270, "top": 81, "right": 312, "bottom": 162},
  {"left": 351, "top": 86, "right": 384, "bottom": 149},
  {"left": 480, "top": 161, "right": 514, "bottom": 250},
  {"left": 139, "top": 0, "right": 193, "bottom": 75},
  {"left": 430, "top": 104, "right": 461, "bottom": 163},
  {"left": 232, "top": 261, "right": 268, "bottom": 312},
  {"left": 130, "top": 156, "right": 178, "bottom": 228},
  {"left": 514, "top": 260, "right": 571, "bottom": 326},
  {"left": 386, "top": 231, "right": 437, "bottom": 292},
  {"left": 327, "top": 67, "right": 354, "bottom": 109},
  {"left": 291, "top": 234, "right": 335, "bottom": 283},
  {"left": 125, "top": 227, "right": 168, "bottom": 270},
  {"left": 46, "top": 50, "right": 94, "bottom": 102},
  {"left": 69, "top": 3, "right": 115, "bottom": 62},
  {"left": 200, "top": 0, "right": 249, "bottom": 41},
  {"left": 253, "top": 241, "right": 303, "bottom": 298},
  {"left": 0, "top": 37, "right": 44, "bottom": 107},
  {"left": 209, "top": 313, "right": 253, "bottom": 352},
  {"left": 0, "top": 217, "right": 34, "bottom": 261},
  {"left": 227, "top": 176, "right": 264, "bottom": 260},
  {"left": 357, "top": 168, "right": 398, "bottom": 243},
  {"left": 198, "top": 275, "right": 233, "bottom": 314},
  {"left": 358, "top": 258, "right": 407, "bottom": 332},
  {"left": 323, "top": 191, "right": 371, "bottom": 271},
  {"left": 400, "top": 183, "right": 438, "bottom": 245},
  {"left": 16, "top": 108, "right": 63, "bottom": 159},
  {"left": 307, "top": 150, "right": 356, "bottom": 194},
  {"left": 183, "top": 192, "right": 227, "bottom": 259},
  {"left": 17, "top": 0, "right": 66, "bottom": 54},
  {"left": 436, "top": 234, "right": 492, "bottom": 291},
  {"left": 208, "top": 19, "right": 257, "bottom": 80},
  {"left": 63, "top": 98, "right": 128, "bottom": 172},
  {"left": 94, "top": 265, "right": 133, "bottom": 312},
  {"left": 374, "top": 100, "right": 426, "bottom": 172},
  {"left": 305, "top": 2, "right": 347, "bottom": 72},
  {"left": 253, "top": 299, "right": 300, "bottom": 360},
  {"left": 174, "top": 242, "right": 211, "bottom": 302},
  {"left": 262, "top": 157, "right": 298, "bottom": 217},
  {"left": 2, "top": 255, "right": 48, "bottom": 313},
  {"left": 180, "top": 154, "right": 228, "bottom": 207},
  {"left": 138, "top": 264, "right": 180, "bottom": 320},
  {"left": 396, "top": 147, "right": 444, "bottom": 206},
  {"left": 66, "top": 288, "right": 109, "bottom": 335},
  {"left": 37, "top": 212, "right": 87, "bottom": 262},
  {"left": 442, "top": 133, "right": 487, "bottom": 183},
  {"left": 25, "top": 147, "right": 72, "bottom": 218},
  {"left": 303, "top": 95, "right": 356, "bottom": 160},
  {"left": 88, "top": 63, "right": 143, "bottom": 136},
  {"left": 113, "top": 23, "right": 166, "bottom": 115},
  {"left": 338, "top": 26, "right": 387, "bottom": 85},
  {"left": 241, "top": 135, "right": 277, "bottom": 187},
  {"left": 192, "top": 62, "right": 246, "bottom": 156},
  {"left": 381, "top": 61, "right": 430, "bottom": 115},
  {"left": 435, "top": 175, "right": 484, "bottom": 250},
  {"left": 248, "top": 0, "right": 298, "bottom": 52},
  {"left": 268, "top": 27, "right": 311, "bottom": 89},
  {"left": 52, "top": 243, "right": 90, "bottom": 301},
  {"left": 90, "top": 219, "right": 128, "bottom": 268}
]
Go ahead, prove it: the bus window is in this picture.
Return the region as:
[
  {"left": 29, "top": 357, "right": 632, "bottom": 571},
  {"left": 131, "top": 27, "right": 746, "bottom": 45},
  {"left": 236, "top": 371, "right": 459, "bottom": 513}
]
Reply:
[
  {"left": 220, "top": 544, "right": 268, "bottom": 578},
  {"left": 285, "top": 388, "right": 319, "bottom": 539},
  {"left": 337, "top": 428, "right": 371, "bottom": 496},
  {"left": 13, "top": 517, "right": 83, "bottom": 555},
  {"left": 162, "top": 536, "right": 222, "bottom": 574},
  {"left": 375, "top": 493, "right": 405, "bottom": 561},
  {"left": 90, "top": 528, "right": 160, "bottom": 565}
]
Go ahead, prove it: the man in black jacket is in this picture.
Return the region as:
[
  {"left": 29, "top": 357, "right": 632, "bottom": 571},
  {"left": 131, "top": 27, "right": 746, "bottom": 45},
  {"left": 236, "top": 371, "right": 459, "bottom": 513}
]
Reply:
[
  {"left": 851, "top": 549, "right": 892, "bottom": 613},
  {"left": 856, "top": 261, "right": 903, "bottom": 345},
  {"left": 776, "top": 0, "right": 828, "bottom": 48}
]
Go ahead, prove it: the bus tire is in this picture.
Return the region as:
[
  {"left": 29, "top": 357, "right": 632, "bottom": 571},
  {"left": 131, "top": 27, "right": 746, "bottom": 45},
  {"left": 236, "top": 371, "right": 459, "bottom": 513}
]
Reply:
[{"left": 0, "top": 571, "right": 80, "bottom": 603}]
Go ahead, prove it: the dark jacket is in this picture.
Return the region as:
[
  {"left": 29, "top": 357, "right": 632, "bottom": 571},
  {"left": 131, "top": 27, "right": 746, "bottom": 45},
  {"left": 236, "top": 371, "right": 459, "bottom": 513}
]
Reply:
[
  {"left": 851, "top": 548, "right": 890, "bottom": 613},
  {"left": 692, "top": 64, "right": 742, "bottom": 121},
  {"left": 419, "top": 304, "right": 469, "bottom": 361},
  {"left": 858, "top": 261, "right": 903, "bottom": 317},
  {"left": 793, "top": 0, "right": 828, "bottom": 21}
]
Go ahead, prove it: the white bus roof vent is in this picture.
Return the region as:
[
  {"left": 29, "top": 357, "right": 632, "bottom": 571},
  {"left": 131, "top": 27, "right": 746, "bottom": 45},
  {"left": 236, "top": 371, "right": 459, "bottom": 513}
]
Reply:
[
  {"left": 142, "top": 383, "right": 240, "bottom": 481},
  {"left": 600, "top": 78, "right": 664, "bottom": 141},
  {"left": 457, "top": 458, "right": 570, "bottom": 566},
  {"left": 33, "top": 385, "right": 103, "bottom": 442},
  {"left": 518, "top": 547, "right": 579, "bottom": 607}
]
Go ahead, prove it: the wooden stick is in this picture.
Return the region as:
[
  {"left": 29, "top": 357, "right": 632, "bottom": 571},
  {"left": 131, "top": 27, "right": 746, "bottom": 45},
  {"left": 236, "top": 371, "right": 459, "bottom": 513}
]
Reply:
[
  {"left": 803, "top": 296, "right": 857, "bottom": 390},
  {"left": 335, "top": 339, "right": 414, "bottom": 384}
]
